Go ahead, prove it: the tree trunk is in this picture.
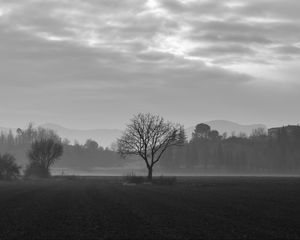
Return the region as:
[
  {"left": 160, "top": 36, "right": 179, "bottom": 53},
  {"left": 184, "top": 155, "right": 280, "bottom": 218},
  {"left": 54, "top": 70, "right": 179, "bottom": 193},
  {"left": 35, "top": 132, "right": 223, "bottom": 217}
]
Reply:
[{"left": 147, "top": 167, "right": 153, "bottom": 181}]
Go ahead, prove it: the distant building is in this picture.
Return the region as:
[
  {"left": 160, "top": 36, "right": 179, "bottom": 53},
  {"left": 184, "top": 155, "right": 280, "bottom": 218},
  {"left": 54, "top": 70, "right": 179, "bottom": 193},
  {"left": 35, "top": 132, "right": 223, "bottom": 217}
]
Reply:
[
  {"left": 268, "top": 127, "right": 280, "bottom": 138},
  {"left": 268, "top": 125, "right": 300, "bottom": 139}
]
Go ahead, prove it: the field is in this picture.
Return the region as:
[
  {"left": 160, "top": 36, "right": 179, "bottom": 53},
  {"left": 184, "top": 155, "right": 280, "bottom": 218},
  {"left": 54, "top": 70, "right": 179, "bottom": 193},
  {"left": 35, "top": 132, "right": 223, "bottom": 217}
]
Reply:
[{"left": 0, "top": 177, "right": 300, "bottom": 239}]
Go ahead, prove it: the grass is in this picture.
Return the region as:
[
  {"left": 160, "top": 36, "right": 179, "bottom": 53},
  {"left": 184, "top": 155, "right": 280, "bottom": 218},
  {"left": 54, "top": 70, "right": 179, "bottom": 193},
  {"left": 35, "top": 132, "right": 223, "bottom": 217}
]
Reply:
[
  {"left": 0, "top": 176, "right": 300, "bottom": 239},
  {"left": 152, "top": 175, "right": 177, "bottom": 185},
  {"left": 123, "top": 172, "right": 145, "bottom": 184},
  {"left": 123, "top": 173, "right": 177, "bottom": 185}
]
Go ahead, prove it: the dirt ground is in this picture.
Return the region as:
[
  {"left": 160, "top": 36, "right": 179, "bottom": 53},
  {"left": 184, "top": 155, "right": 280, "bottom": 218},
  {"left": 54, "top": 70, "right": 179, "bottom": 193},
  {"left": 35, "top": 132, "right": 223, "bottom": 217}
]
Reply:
[{"left": 0, "top": 176, "right": 300, "bottom": 239}]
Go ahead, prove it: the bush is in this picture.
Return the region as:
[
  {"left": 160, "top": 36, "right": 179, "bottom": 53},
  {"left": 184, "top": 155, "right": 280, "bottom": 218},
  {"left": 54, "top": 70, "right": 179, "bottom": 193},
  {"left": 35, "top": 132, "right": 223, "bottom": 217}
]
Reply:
[
  {"left": 24, "top": 163, "right": 50, "bottom": 179},
  {"left": 0, "top": 153, "right": 20, "bottom": 180}
]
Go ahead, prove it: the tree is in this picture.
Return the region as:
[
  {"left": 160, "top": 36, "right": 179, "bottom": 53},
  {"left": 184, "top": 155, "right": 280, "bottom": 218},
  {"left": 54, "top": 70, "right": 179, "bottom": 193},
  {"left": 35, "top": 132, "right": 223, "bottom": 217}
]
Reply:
[
  {"left": 250, "top": 128, "right": 267, "bottom": 139},
  {"left": 209, "top": 130, "right": 220, "bottom": 141},
  {"left": 84, "top": 139, "right": 99, "bottom": 151},
  {"left": 0, "top": 153, "right": 20, "bottom": 180},
  {"left": 192, "top": 123, "right": 211, "bottom": 140},
  {"left": 117, "top": 113, "right": 185, "bottom": 180},
  {"left": 26, "top": 139, "right": 63, "bottom": 177}
]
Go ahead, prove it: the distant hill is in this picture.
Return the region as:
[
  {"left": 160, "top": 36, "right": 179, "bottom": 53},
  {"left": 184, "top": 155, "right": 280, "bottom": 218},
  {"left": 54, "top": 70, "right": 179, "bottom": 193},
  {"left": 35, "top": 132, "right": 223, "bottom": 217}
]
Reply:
[
  {"left": 0, "top": 124, "right": 122, "bottom": 148},
  {"left": 1, "top": 120, "right": 267, "bottom": 147},
  {"left": 186, "top": 120, "right": 267, "bottom": 139},
  {"left": 42, "top": 120, "right": 266, "bottom": 145},
  {"left": 40, "top": 124, "right": 122, "bottom": 148}
]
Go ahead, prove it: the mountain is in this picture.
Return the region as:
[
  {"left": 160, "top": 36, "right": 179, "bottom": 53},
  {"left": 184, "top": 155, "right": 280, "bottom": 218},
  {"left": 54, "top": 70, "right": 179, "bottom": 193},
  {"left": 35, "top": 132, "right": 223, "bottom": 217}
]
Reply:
[
  {"left": 186, "top": 120, "right": 267, "bottom": 139},
  {"left": 40, "top": 124, "right": 122, "bottom": 148},
  {"left": 1, "top": 120, "right": 267, "bottom": 147}
]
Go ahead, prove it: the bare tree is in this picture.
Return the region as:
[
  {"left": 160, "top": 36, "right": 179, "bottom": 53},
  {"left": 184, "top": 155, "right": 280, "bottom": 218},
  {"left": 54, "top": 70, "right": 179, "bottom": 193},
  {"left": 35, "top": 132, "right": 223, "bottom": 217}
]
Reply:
[
  {"left": 117, "top": 113, "right": 185, "bottom": 180},
  {"left": 250, "top": 128, "right": 267, "bottom": 139},
  {"left": 27, "top": 139, "right": 63, "bottom": 177}
]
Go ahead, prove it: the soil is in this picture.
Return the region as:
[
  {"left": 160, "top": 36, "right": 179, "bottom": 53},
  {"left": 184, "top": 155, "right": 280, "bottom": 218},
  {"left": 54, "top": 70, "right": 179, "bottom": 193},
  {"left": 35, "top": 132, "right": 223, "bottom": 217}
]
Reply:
[{"left": 0, "top": 176, "right": 300, "bottom": 239}]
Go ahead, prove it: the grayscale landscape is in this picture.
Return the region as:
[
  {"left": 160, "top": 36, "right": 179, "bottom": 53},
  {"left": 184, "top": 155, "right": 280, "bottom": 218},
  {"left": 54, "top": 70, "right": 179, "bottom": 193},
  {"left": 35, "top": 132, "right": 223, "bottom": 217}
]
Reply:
[{"left": 0, "top": 0, "right": 300, "bottom": 239}]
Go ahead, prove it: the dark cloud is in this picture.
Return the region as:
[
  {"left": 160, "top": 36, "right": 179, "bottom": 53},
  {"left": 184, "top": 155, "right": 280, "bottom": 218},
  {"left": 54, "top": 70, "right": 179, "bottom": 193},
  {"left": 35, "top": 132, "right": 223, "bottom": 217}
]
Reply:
[
  {"left": 238, "top": 0, "right": 300, "bottom": 20},
  {"left": 273, "top": 45, "right": 300, "bottom": 56}
]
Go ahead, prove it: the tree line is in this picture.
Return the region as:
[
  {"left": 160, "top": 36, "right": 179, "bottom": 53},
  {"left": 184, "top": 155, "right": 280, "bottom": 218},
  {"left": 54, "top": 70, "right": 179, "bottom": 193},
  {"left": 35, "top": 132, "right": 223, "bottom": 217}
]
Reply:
[
  {"left": 160, "top": 123, "right": 300, "bottom": 174},
  {"left": 0, "top": 124, "right": 121, "bottom": 179},
  {"left": 0, "top": 125, "right": 64, "bottom": 179},
  {"left": 1, "top": 114, "right": 300, "bottom": 180}
]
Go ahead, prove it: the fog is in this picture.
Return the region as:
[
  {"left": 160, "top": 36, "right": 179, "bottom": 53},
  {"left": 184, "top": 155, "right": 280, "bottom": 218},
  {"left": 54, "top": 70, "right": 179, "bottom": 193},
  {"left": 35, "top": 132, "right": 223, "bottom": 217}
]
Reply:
[
  {"left": 1, "top": 123, "right": 300, "bottom": 178},
  {"left": 1, "top": 1, "right": 300, "bottom": 239}
]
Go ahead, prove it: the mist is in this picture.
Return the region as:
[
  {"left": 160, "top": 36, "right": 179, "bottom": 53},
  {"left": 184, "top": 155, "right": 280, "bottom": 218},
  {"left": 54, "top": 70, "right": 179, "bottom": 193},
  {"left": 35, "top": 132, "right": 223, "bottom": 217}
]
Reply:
[
  {"left": 1, "top": 0, "right": 300, "bottom": 239},
  {"left": 1, "top": 122, "right": 299, "bottom": 177}
]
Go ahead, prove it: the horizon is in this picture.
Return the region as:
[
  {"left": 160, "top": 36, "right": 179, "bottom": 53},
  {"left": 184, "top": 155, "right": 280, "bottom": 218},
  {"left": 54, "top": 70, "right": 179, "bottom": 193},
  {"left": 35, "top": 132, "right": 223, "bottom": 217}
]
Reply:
[
  {"left": 1, "top": 117, "right": 292, "bottom": 131},
  {"left": 0, "top": 119, "right": 271, "bottom": 147},
  {"left": 0, "top": 119, "right": 284, "bottom": 131}
]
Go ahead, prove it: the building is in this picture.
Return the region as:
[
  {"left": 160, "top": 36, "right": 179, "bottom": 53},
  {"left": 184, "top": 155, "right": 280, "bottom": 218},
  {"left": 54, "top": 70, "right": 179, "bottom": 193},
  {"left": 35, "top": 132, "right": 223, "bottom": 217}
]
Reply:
[{"left": 268, "top": 125, "right": 300, "bottom": 139}]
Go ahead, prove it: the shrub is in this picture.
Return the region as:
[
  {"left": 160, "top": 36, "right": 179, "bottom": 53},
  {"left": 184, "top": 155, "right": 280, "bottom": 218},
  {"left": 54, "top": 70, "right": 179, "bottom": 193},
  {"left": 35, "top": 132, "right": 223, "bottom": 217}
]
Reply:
[
  {"left": 24, "top": 163, "right": 50, "bottom": 178},
  {"left": 0, "top": 153, "right": 21, "bottom": 180}
]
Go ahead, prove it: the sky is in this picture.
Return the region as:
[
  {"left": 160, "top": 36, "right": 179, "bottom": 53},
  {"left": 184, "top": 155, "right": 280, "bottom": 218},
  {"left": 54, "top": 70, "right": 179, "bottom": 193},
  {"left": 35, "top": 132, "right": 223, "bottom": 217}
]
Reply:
[{"left": 0, "top": 0, "right": 299, "bottom": 129}]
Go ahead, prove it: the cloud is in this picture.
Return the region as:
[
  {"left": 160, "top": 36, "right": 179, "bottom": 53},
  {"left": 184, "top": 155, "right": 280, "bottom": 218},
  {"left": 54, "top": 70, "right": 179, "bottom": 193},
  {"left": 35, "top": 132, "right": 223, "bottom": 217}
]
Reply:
[
  {"left": 190, "top": 44, "right": 255, "bottom": 57},
  {"left": 273, "top": 45, "right": 300, "bottom": 56},
  {"left": 1, "top": 0, "right": 299, "bottom": 65},
  {"left": 0, "top": 0, "right": 299, "bottom": 128}
]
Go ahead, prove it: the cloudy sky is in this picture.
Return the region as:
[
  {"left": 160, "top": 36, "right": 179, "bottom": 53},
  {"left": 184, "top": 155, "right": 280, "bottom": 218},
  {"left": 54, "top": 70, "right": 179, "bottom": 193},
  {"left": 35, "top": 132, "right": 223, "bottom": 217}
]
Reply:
[{"left": 0, "top": 0, "right": 299, "bottom": 129}]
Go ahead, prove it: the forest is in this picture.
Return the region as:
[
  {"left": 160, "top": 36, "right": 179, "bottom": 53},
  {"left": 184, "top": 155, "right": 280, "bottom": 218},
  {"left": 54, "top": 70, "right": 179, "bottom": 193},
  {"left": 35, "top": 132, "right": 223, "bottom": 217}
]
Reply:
[
  {"left": 0, "top": 124, "right": 121, "bottom": 175},
  {"left": 161, "top": 124, "right": 300, "bottom": 174}
]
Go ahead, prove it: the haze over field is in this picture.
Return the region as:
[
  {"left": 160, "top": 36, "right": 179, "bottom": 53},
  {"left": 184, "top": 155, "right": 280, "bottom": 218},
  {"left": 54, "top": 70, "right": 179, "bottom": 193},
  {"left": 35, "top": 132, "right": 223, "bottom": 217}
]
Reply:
[{"left": 1, "top": 120, "right": 267, "bottom": 147}]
